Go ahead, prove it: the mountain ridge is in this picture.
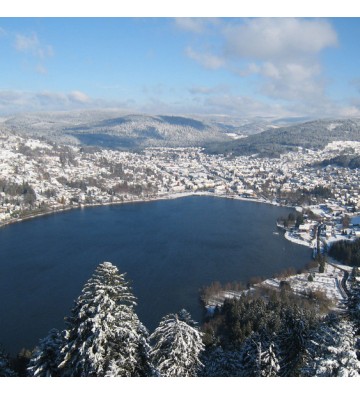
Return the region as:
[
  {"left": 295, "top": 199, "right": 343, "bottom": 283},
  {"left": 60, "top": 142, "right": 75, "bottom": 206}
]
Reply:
[
  {"left": 2, "top": 111, "right": 359, "bottom": 155},
  {"left": 206, "top": 118, "right": 360, "bottom": 157}
]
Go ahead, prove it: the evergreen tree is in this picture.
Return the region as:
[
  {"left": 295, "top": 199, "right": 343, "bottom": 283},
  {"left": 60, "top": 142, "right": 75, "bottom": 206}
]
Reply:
[
  {"left": 278, "top": 307, "right": 313, "bottom": 376},
  {"left": 58, "top": 262, "right": 151, "bottom": 377},
  {"left": 149, "top": 312, "right": 205, "bottom": 377},
  {"left": 237, "top": 334, "right": 262, "bottom": 376},
  {"left": 177, "top": 308, "right": 197, "bottom": 327},
  {"left": 105, "top": 321, "right": 153, "bottom": 377},
  {"left": 12, "top": 348, "right": 32, "bottom": 376},
  {"left": 237, "top": 331, "right": 280, "bottom": 377},
  {"left": 347, "top": 273, "right": 360, "bottom": 331},
  {"left": 260, "top": 342, "right": 280, "bottom": 377},
  {"left": 27, "top": 328, "right": 63, "bottom": 377},
  {"left": 302, "top": 315, "right": 360, "bottom": 377},
  {"left": 200, "top": 346, "right": 242, "bottom": 377},
  {"left": 0, "top": 347, "right": 16, "bottom": 377}
]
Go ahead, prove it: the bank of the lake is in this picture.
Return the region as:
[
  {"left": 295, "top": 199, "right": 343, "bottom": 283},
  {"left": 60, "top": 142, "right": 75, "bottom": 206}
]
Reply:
[
  {"left": 0, "top": 195, "right": 311, "bottom": 355},
  {"left": 0, "top": 191, "right": 276, "bottom": 230}
]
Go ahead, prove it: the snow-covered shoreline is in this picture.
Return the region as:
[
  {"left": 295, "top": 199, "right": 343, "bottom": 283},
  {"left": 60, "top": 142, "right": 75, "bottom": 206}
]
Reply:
[
  {"left": 284, "top": 230, "right": 314, "bottom": 249},
  {"left": 0, "top": 191, "right": 279, "bottom": 229},
  {"left": 0, "top": 191, "right": 312, "bottom": 258}
]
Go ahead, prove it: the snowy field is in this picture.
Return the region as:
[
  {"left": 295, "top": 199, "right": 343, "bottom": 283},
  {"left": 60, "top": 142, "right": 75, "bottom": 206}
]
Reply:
[
  {"left": 262, "top": 262, "right": 347, "bottom": 306},
  {"left": 284, "top": 230, "right": 315, "bottom": 248},
  {"left": 206, "top": 261, "right": 348, "bottom": 311}
]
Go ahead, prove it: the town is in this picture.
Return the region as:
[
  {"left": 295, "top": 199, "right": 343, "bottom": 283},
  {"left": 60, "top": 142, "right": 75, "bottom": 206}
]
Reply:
[{"left": 0, "top": 130, "right": 359, "bottom": 255}]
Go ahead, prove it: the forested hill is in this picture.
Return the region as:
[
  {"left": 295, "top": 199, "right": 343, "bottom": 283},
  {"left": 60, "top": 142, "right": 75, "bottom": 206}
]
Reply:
[
  {"left": 205, "top": 119, "right": 360, "bottom": 158},
  {"left": 3, "top": 112, "right": 360, "bottom": 155},
  {"left": 1, "top": 111, "right": 249, "bottom": 149},
  {"left": 317, "top": 154, "right": 360, "bottom": 169}
]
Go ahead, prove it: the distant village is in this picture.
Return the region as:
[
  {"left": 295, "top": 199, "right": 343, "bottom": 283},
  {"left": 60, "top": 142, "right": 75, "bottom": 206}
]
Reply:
[{"left": 0, "top": 131, "right": 359, "bottom": 255}]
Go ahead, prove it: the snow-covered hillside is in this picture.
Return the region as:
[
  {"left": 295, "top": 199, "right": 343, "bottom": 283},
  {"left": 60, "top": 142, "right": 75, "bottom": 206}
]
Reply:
[{"left": 0, "top": 111, "right": 279, "bottom": 149}]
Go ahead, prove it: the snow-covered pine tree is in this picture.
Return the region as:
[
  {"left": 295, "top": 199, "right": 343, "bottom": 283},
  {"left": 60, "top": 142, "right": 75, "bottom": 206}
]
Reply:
[
  {"left": 200, "top": 346, "right": 243, "bottom": 377},
  {"left": 237, "top": 334, "right": 262, "bottom": 376},
  {"left": 149, "top": 312, "right": 205, "bottom": 377},
  {"left": 302, "top": 314, "right": 360, "bottom": 377},
  {"left": 105, "top": 320, "right": 153, "bottom": 377},
  {"left": 278, "top": 307, "right": 312, "bottom": 376},
  {"left": 28, "top": 328, "right": 63, "bottom": 377},
  {"left": 347, "top": 272, "right": 360, "bottom": 358},
  {"left": 236, "top": 331, "right": 279, "bottom": 377},
  {"left": 0, "top": 347, "right": 16, "bottom": 377},
  {"left": 58, "top": 262, "right": 151, "bottom": 377},
  {"left": 177, "top": 308, "right": 197, "bottom": 327},
  {"left": 260, "top": 342, "right": 280, "bottom": 377}
]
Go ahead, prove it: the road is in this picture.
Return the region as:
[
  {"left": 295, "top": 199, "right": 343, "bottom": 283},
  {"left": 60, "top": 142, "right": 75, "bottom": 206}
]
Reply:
[{"left": 327, "top": 260, "right": 351, "bottom": 299}]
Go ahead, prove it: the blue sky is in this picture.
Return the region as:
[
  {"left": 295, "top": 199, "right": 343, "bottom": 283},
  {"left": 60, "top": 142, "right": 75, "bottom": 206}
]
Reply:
[{"left": 1, "top": 17, "right": 360, "bottom": 118}]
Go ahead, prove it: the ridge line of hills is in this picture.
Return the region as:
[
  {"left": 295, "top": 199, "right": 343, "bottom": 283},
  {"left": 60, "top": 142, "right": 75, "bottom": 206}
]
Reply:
[{"left": 1, "top": 111, "right": 360, "bottom": 157}]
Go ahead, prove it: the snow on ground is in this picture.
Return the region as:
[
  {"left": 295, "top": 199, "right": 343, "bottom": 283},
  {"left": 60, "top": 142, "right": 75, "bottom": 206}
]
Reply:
[
  {"left": 226, "top": 133, "right": 246, "bottom": 140},
  {"left": 24, "top": 139, "right": 53, "bottom": 150},
  {"left": 206, "top": 261, "right": 347, "bottom": 312},
  {"left": 263, "top": 262, "right": 347, "bottom": 306},
  {"left": 309, "top": 207, "right": 328, "bottom": 217},
  {"left": 324, "top": 140, "right": 360, "bottom": 153},
  {"left": 326, "top": 123, "right": 341, "bottom": 131},
  {"left": 284, "top": 230, "right": 315, "bottom": 248},
  {"left": 326, "top": 257, "right": 354, "bottom": 273},
  {"left": 205, "top": 290, "right": 251, "bottom": 309},
  {"left": 326, "top": 234, "right": 356, "bottom": 246}
]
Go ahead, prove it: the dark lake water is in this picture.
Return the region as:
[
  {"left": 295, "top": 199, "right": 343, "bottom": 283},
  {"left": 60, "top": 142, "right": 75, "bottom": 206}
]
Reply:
[{"left": 0, "top": 196, "right": 311, "bottom": 355}]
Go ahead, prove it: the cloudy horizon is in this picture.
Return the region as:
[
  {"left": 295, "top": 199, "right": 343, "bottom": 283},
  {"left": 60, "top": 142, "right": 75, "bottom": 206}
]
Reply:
[{"left": 1, "top": 17, "right": 360, "bottom": 119}]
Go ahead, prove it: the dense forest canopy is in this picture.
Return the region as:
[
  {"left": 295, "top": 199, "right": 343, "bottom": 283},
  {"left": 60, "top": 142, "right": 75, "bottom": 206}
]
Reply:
[
  {"left": 317, "top": 154, "right": 360, "bottom": 169},
  {"left": 206, "top": 119, "right": 360, "bottom": 157},
  {"left": 328, "top": 239, "right": 360, "bottom": 267}
]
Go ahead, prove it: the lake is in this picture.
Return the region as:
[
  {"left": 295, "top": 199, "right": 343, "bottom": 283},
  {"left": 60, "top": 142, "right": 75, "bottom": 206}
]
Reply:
[{"left": 0, "top": 196, "right": 311, "bottom": 355}]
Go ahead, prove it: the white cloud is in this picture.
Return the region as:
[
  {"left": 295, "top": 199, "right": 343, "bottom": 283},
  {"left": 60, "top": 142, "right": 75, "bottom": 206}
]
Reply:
[
  {"left": 174, "top": 18, "right": 219, "bottom": 34},
  {"left": 0, "top": 90, "right": 140, "bottom": 115},
  {"left": 36, "top": 91, "right": 68, "bottom": 107},
  {"left": 222, "top": 18, "right": 338, "bottom": 61},
  {"left": 257, "top": 61, "right": 325, "bottom": 101},
  {"left": 0, "top": 90, "right": 94, "bottom": 114},
  {"left": 185, "top": 46, "right": 225, "bottom": 70},
  {"left": 15, "top": 32, "right": 54, "bottom": 59},
  {"left": 179, "top": 18, "right": 340, "bottom": 115},
  {"left": 175, "top": 18, "right": 207, "bottom": 34},
  {"left": 178, "top": 18, "right": 338, "bottom": 68},
  {"left": 261, "top": 62, "right": 280, "bottom": 79},
  {"left": 193, "top": 91, "right": 356, "bottom": 119},
  {"left": 338, "top": 105, "right": 360, "bottom": 118},
  {"left": 35, "top": 90, "right": 91, "bottom": 106},
  {"left": 202, "top": 93, "right": 291, "bottom": 118},
  {"left": 68, "top": 90, "right": 91, "bottom": 103},
  {"left": 341, "top": 96, "right": 360, "bottom": 117},
  {"left": 0, "top": 91, "right": 28, "bottom": 107},
  {"left": 0, "top": 30, "right": 53, "bottom": 75},
  {"left": 188, "top": 84, "right": 230, "bottom": 95}
]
